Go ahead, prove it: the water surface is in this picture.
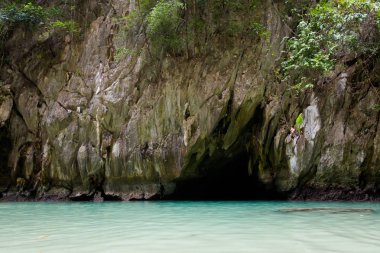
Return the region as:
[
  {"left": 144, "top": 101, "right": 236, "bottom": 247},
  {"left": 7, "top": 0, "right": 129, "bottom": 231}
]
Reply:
[{"left": 1, "top": 201, "right": 380, "bottom": 252}]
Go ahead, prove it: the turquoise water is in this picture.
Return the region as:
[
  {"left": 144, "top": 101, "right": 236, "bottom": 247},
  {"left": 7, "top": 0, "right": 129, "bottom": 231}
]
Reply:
[{"left": 1, "top": 201, "right": 380, "bottom": 253}]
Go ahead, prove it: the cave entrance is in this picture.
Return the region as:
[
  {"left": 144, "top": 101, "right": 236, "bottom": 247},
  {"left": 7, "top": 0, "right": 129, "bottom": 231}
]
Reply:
[
  {"left": 168, "top": 104, "right": 285, "bottom": 200},
  {"left": 170, "top": 149, "right": 281, "bottom": 200}
]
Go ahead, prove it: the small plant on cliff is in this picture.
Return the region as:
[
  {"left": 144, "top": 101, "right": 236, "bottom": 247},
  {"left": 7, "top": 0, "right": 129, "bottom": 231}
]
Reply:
[
  {"left": 370, "top": 104, "right": 380, "bottom": 112},
  {"left": 248, "top": 21, "right": 270, "bottom": 40},
  {"left": 50, "top": 20, "right": 79, "bottom": 33},
  {"left": 282, "top": 0, "right": 380, "bottom": 92},
  {"left": 146, "top": 0, "right": 184, "bottom": 55},
  {"left": 295, "top": 113, "right": 304, "bottom": 133}
]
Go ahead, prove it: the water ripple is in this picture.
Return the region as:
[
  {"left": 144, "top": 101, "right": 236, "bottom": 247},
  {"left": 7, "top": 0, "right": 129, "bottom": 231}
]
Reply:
[{"left": 0, "top": 201, "right": 380, "bottom": 252}]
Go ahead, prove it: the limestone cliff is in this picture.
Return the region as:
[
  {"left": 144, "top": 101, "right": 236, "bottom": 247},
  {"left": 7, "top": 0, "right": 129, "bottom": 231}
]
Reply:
[{"left": 0, "top": 0, "right": 379, "bottom": 201}]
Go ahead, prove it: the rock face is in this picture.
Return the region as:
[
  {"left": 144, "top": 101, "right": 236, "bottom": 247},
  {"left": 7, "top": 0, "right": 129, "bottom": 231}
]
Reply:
[{"left": 0, "top": 0, "right": 379, "bottom": 201}]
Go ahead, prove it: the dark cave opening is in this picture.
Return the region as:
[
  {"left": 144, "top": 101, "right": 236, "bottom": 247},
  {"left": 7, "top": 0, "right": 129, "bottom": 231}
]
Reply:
[
  {"left": 169, "top": 150, "right": 283, "bottom": 200},
  {"left": 167, "top": 104, "right": 286, "bottom": 200}
]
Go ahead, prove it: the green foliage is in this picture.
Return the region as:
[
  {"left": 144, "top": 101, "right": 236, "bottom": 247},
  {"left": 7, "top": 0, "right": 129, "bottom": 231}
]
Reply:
[
  {"left": 209, "top": 0, "right": 267, "bottom": 40},
  {"left": 282, "top": 0, "right": 380, "bottom": 92},
  {"left": 248, "top": 21, "right": 270, "bottom": 40},
  {"left": 224, "top": 20, "right": 269, "bottom": 40},
  {"left": 50, "top": 20, "right": 79, "bottom": 33},
  {"left": 0, "top": 2, "right": 47, "bottom": 26},
  {"left": 295, "top": 113, "right": 304, "bottom": 132},
  {"left": 0, "top": 1, "right": 79, "bottom": 33},
  {"left": 370, "top": 104, "right": 380, "bottom": 112},
  {"left": 120, "top": 0, "right": 158, "bottom": 33},
  {"left": 114, "top": 47, "right": 133, "bottom": 61},
  {"left": 139, "top": 0, "right": 159, "bottom": 14},
  {"left": 146, "top": 0, "right": 184, "bottom": 54},
  {"left": 0, "top": 1, "right": 79, "bottom": 66},
  {"left": 121, "top": 0, "right": 267, "bottom": 57}
]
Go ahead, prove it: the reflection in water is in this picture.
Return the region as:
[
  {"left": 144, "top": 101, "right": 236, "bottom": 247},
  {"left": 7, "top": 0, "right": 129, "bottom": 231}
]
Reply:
[{"left": 0, "top": 201, "right": 380, "bottom": 253}]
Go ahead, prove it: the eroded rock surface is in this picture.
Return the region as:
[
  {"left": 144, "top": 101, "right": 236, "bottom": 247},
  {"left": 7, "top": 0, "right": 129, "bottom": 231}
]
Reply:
[{"left": 0, "top": 0, "right": 379, "bottom": 201}]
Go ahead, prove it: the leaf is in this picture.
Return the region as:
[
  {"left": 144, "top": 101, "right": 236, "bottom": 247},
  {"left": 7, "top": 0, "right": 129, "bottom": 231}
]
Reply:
[{"left": 295, "top": 113, "right": 304, "bottom": 131}]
